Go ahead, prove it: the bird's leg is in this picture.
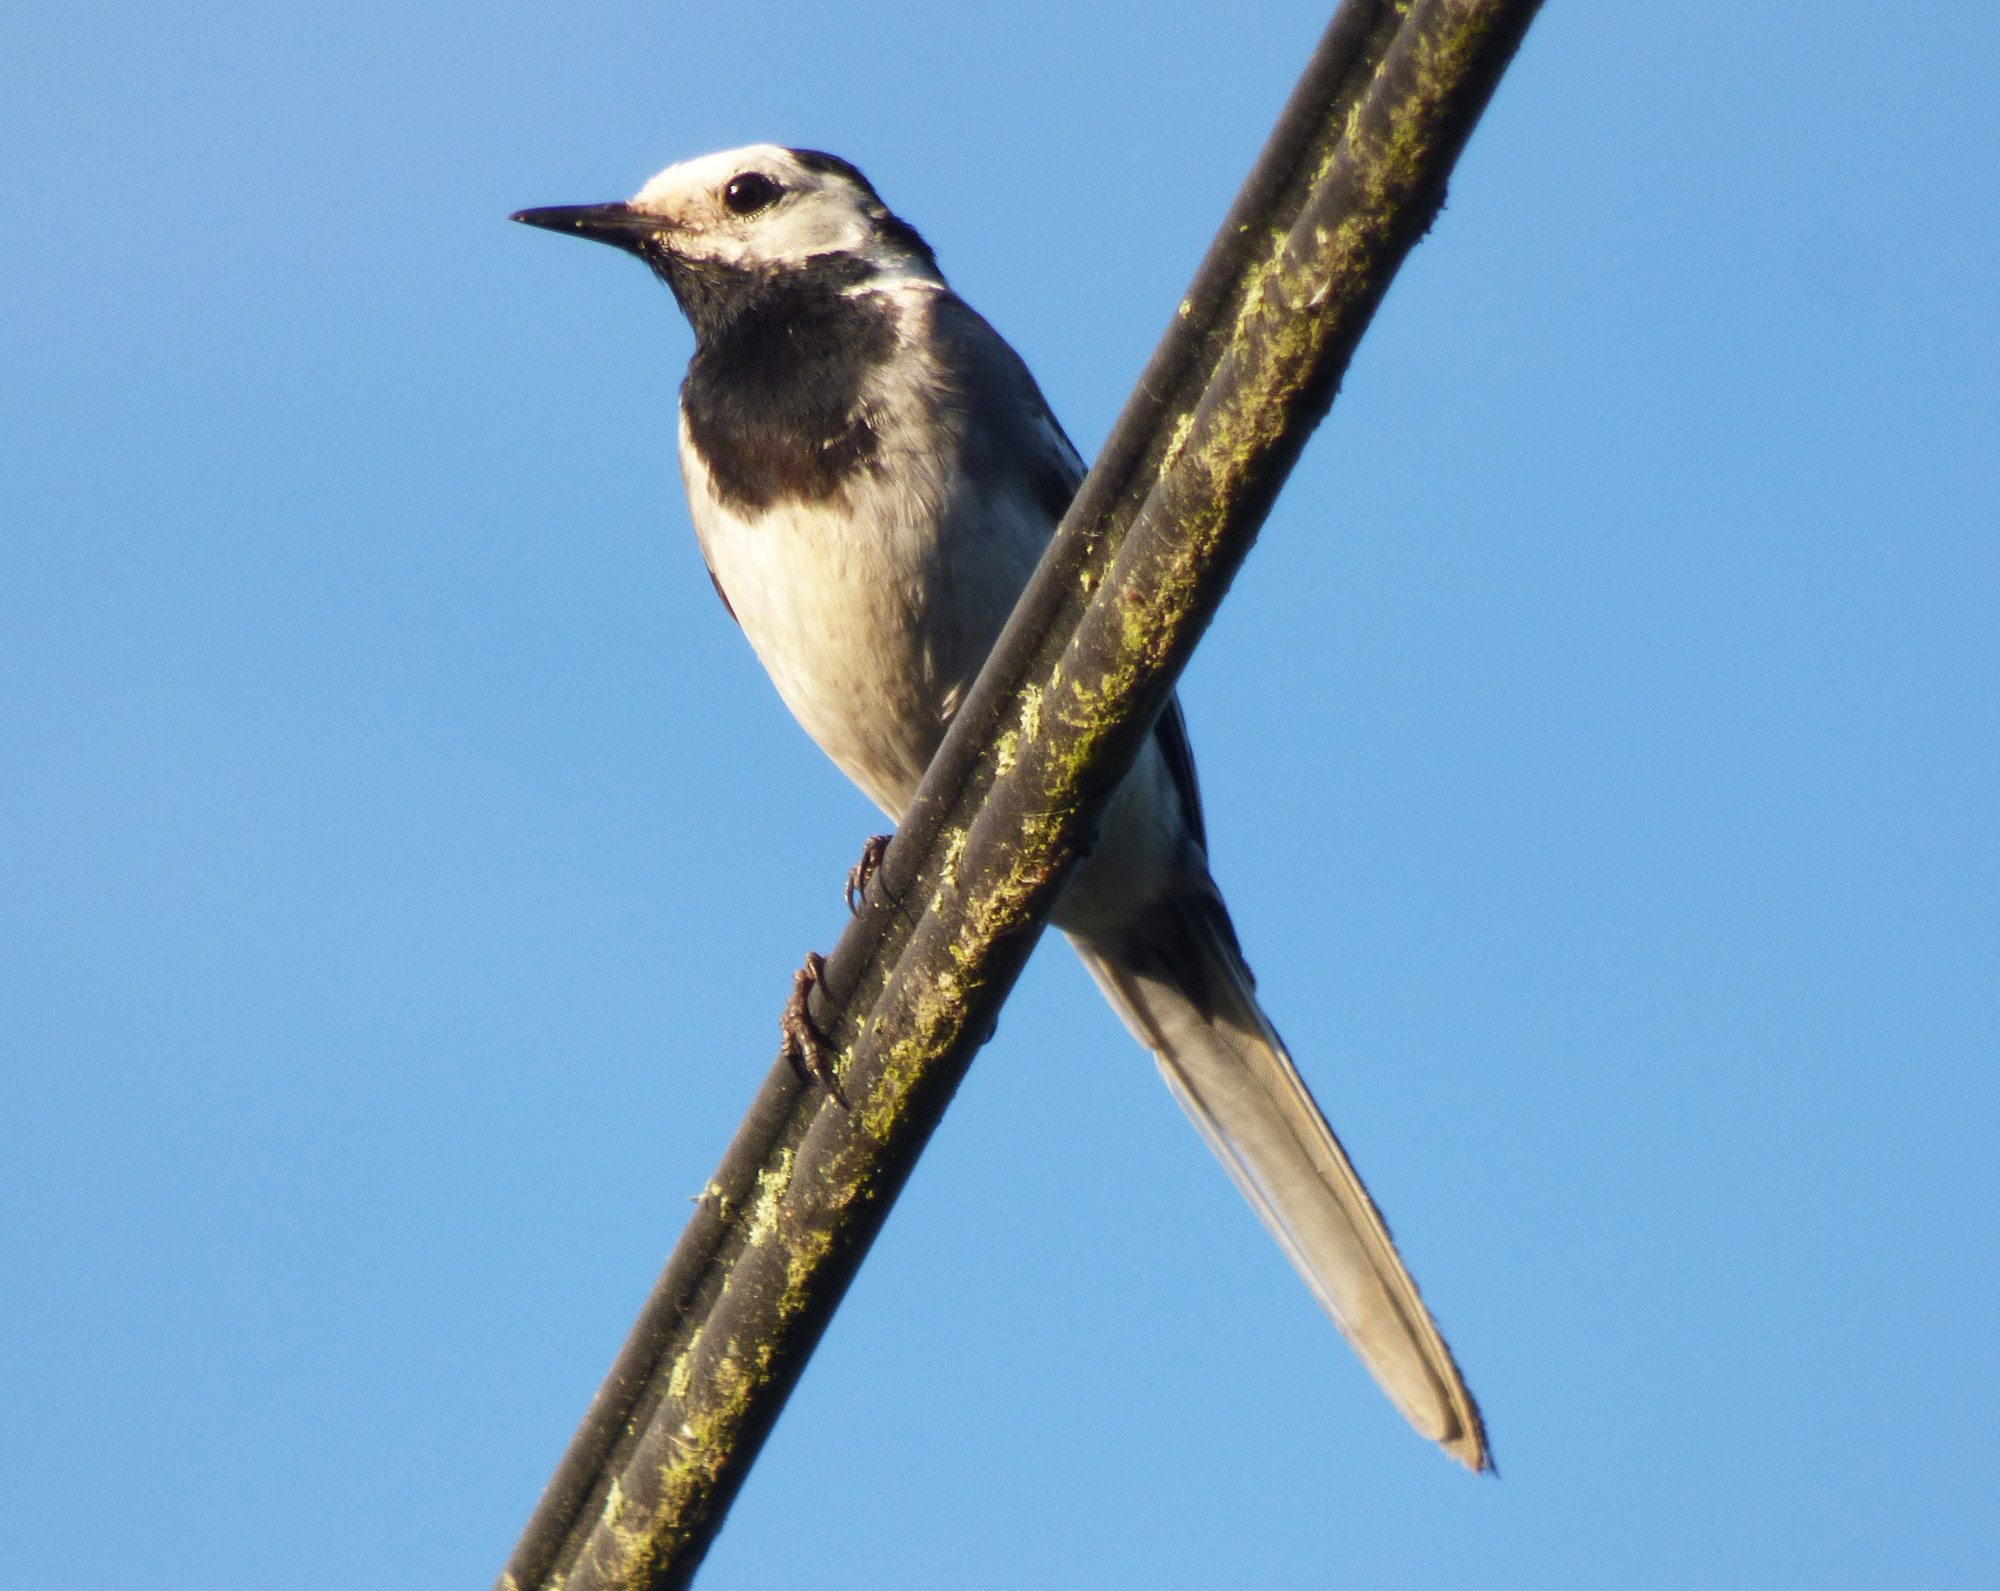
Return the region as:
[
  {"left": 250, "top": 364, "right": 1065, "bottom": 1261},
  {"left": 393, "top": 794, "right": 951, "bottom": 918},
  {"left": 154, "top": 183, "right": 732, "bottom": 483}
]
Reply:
[
  {"left": 845, "top": 833, "right": 892, "bottom": 915},
  {"left": 780, "top": 951, "right": 848, "bottom": 1107}
]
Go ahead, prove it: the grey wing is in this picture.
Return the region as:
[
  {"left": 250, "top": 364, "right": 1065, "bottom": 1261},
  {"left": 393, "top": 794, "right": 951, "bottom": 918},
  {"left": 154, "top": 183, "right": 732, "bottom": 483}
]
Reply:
[
  {"left": 930, "top": 292, "right": 1086, "bottom": 529},
  {"left": 928, "top": 293, "right": 1215, "bottom": 826},
  {"left": 1021, "top": 398, "right": 1087, "bottom": 529},
  {"left": 1151, "top": 696, "right": 1207, "bottom": 856}
]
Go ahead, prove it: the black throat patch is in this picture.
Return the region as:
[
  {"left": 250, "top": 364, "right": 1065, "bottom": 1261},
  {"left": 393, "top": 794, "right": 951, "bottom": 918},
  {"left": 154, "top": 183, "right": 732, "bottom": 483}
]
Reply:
[{"left": 661, "top": 250, "right": 900, "bottom": 515}]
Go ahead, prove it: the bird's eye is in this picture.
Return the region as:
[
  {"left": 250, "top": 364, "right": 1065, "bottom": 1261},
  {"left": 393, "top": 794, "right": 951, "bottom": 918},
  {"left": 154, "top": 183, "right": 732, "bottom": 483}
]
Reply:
[{"left": 723, "top": 173, "right": 783, "bottom": 216}]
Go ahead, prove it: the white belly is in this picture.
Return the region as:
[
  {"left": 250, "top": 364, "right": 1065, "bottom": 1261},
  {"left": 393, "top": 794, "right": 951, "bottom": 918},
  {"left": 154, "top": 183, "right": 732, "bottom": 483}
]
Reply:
[{"left": 679, "top": 411, "right": 1045, "bottom": 819}]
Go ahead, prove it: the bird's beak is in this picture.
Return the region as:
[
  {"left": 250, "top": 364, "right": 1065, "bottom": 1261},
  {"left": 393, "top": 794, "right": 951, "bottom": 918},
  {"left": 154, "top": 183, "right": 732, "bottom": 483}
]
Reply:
[{"left": 510, "top": 202, "right": 669, "bottom": 258}]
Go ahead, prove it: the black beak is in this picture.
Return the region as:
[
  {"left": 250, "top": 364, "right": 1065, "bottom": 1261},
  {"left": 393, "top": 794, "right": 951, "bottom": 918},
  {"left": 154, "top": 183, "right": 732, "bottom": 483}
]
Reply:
[{"left": 510, "top": 202, "right": 666, "bottom": 258}]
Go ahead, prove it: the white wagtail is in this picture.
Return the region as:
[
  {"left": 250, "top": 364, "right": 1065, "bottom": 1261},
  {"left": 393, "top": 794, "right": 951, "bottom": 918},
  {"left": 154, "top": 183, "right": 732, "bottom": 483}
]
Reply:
[{"left": 515, "top": 145, "right": 1487, "bottom": 1469}]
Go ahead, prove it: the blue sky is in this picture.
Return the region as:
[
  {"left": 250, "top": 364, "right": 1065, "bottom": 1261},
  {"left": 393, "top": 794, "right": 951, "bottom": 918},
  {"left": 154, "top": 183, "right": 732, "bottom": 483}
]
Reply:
[{"left": 4, "top": 2, "right": 1996, "bottom": 1585}]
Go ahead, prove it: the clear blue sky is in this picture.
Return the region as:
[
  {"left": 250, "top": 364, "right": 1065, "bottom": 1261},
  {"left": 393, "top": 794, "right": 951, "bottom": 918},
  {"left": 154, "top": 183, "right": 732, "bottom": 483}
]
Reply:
[{"left": 5, "top": 2, "right": 1996, "bottom": 1585}]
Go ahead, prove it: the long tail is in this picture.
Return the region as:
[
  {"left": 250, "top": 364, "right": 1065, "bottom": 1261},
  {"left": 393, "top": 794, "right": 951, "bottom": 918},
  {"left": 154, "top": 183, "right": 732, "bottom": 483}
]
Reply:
[{"left": 1067, "top": 907, "right": 1489, "bottom": 1471}]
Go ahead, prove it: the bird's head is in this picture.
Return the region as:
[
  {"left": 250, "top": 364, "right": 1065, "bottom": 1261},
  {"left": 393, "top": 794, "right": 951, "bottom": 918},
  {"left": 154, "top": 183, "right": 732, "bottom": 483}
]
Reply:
[{"left": 513, "top": 145, "right": 939, "bottom": 332}]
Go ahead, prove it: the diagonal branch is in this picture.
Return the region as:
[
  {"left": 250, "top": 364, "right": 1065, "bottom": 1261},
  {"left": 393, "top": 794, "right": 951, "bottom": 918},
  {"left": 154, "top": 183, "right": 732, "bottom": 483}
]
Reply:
[{"left": 498, "top": 2, "right": 1544, "bottom": 1586}]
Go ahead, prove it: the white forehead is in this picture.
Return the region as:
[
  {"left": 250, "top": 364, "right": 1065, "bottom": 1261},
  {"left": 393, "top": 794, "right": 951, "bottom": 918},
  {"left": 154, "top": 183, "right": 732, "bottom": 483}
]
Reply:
[
  {"left": 631, "top": 144, "right": 827, "bottom": 207},
  {"left": 627, "top": 144, "right": 915, "bottom": 274}
]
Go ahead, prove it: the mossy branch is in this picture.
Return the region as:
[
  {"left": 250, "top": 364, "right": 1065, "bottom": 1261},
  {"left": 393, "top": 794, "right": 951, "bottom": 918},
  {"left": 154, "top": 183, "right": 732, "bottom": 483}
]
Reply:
[{"left": 497, "top": 2, "right": 1543, "bottom": 1586}]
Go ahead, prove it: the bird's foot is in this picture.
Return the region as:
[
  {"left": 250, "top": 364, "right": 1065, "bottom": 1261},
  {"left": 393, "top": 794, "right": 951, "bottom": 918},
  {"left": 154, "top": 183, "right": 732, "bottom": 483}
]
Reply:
[
  {"left": 780, "top": 951, "right": 848, "bottom": 1107},
  {"left": 845, "top": 833, "right": 892, "bottom": 915}
]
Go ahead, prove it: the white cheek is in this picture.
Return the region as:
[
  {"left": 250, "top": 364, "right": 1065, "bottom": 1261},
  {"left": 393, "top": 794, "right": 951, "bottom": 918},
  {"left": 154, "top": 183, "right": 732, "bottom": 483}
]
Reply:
[
  {"left": 762, "top": 202, "right": 869, "bottom": 261},
  {"left": 668, "top": 209, "right": 863, "bottom": 270}
]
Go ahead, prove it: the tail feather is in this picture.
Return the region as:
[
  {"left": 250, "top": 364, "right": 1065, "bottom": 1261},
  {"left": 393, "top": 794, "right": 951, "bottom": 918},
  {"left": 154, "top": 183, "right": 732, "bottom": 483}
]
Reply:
[{"left": 1068, "top": 912, "right": 1489, "bottom": 1472}]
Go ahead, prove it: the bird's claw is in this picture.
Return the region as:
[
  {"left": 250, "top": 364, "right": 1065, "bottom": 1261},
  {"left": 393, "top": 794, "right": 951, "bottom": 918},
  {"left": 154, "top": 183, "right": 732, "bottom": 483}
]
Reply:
[
  {"left": 845, "top": 833, "right": 891, "bottom": 915},
  {"left": 780, "top": 951, "right": 848, "bottom": 1107}
]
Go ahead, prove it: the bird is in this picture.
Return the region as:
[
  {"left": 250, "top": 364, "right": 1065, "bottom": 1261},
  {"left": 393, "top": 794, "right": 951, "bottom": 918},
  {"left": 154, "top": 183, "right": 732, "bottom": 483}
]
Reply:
[{"left": 513, "top": 145, "right": 1488, "bottom": 1470}]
